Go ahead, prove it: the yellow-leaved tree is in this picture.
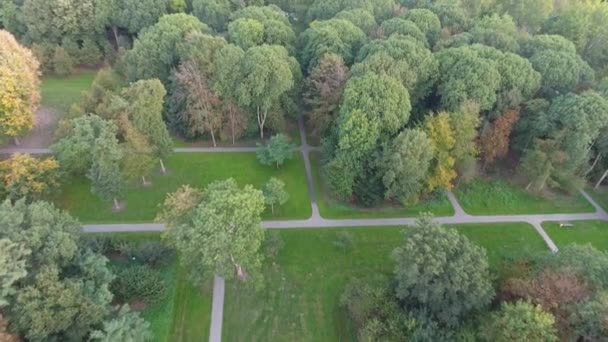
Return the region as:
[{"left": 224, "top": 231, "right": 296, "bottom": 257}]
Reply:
[
  {"left": 424, "top": 112, "right": 457, "bottom": 192},
  {"left": 0, "top": 30, "right": 40, "bottom": 144},
  {"left": 0, "top": 153, "right": 59, "bottom": 201}
]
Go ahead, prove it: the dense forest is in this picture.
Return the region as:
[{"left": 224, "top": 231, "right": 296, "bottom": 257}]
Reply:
[{"left": 1, "top": 0, "right": 608, "bottom": 340}]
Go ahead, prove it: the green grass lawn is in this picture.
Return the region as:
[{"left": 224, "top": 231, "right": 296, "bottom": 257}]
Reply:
[
  {"left": 41, "top": 71, "right": 96, "bottom": 112},
  {"left": 454, "top": 178, "right": 594, "bottom": 215},
  {"left": 310, "top": 153, "right": 454, "bottom": 219},
  {"left": 542, "top": 220, "right": 608, "bottom": 251},
  {"left": 588, "top": 186, "right": 608, "bottom": 212},
  {"left": 56, "top": 153, "right": 311, "bottom": 223},
  {"left": 222, "top": 223, "right": 549, "bottom": 341},
  {"left": 168, "top": 268, "right": 213, "bottom": 342}
]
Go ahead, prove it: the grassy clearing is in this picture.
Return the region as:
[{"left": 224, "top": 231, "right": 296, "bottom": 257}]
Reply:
[
  {"left": 41, "top": 72, "right": 96, "bottom": 112},
  {"left": 310, "top": 153, "right": 454, "bottom": 218},
  {"left": 223, "top": 223, "right": 548, "bottom": 341},
  {"left": 57, "top": 152, "right": 311, "bottom": 223},
  {"left": 542, "top": 220, "right": 608, "bottom": 251},
  {"left": 454, "top": 178, "right": 594, "bottom": 215}
]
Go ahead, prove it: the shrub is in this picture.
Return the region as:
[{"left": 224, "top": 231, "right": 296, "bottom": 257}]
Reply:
[
  {"left": 334, "top": 231, "right": 354, "bottom": 251},
  {"left": 52, "top": 46, "right": 74, "bottom": 76},
  {"left": 129, "top": 242, "right": 174, "bottom": 267},
  {"left": 111, "top": 265, "right": 166, "bottom": 304}
]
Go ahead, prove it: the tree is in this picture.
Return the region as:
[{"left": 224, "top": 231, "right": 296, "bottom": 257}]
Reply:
[
  {"left": 228, "top": 18, "right": 264, "bottom": 50},
  {"left": 192, "top": 0, "right": 233, "bottom": 31},
  {"left": 88, "top": 123, "right": 124, "bottom": 210},
  {"left": 51, "top": 46, "right": 74, "bottom": 76},
  {"left": 402, "top": 8, "right": 442, "bottom": 46},
  {"left": 124, "top": 14, "right": 209, "bottom": 84},
  {"left": 424, "top": 112, "right": 457, "bottom": 191},
  {"left": 573, "top": 292, "right": 608, "bottom": 341},
  {"left": 0, "top": 239, "right": 29, "bottom": 307},
  {"left": 303, "top": 54, "right": 349, "bottom": 137},
  {"left": 335, "top": 9, "right": 377, "bottom": 35},
  {"left": 436, "top": 46, "right": 501, "bottom": 112},
  {"left": 213, "top": 44, "right": 248, "bottom": 144},
  {"left": 256, "top": 133, "right": 295, "bottom": 168},
  {"left": 299, "top": 18, "right": 367, "bottom": 71},
  {"left": 392, "top": 214, "right": 494, "bottom": 327},
  {"left": 480, "top": 109, "right": 519, "bottom": 169},
  {"left": 470, "top": 14, "right": 520, "bottom": 52},
  {"left": 121, "top": 79, "right": 172, "bottom": 174},
  {"left": 379, "top": 129, "right": 433, "bottom": 204},
  {"left": 172, "top": 61, "right": 223, "bottom": 146},
  {"left": 51, "top": 115, "right": 117, "bottom": 176},
  {"left": 119, "top": 116, "right": 155, "bottom": 186},
  {"left": 0, "top": 30, "right": 40, "bottom": 144},
  {"left": 91, "top": 305, "right": 153, "bottom": 342},
  {"left": 72, "top": 68, "right": 124, "bottom": 120},
  {"left": 496, "top": 0, "right": 553, "bottom": 32},
  {"left": 0, "top": 200, "right": 113, "bottom": 341},
  {"left": 229, "top": 5, "right": 296, "bottom": 51},
  {"left": 481, "top": 300, "right": 558, "bottom": 342},
  {"left": 262, "top": 177, "right": 289, "bottom": 214},
  {"left": 97, "top": 0, "right": 167, "bottom": 46},
  {"left": 379, "top": 18, "right": 427, "bottom": 44},
  {"left": 0, "top": 153, "right": 59, "bottom": 202},
  {"left": 449, "top": 101, "right": 481, "bottom": 165},
  {"left": 529, "top": 49, "right": 593, "bottom": 95},
  {"left": 235, "top": 45, "right": 295, "bottom": 139},
  {"left": 159, "top": 179, "right": 265, "bottom": 284}
]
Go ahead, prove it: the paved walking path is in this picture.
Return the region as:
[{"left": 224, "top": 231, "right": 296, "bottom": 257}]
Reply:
[{"left": 209, "top": 276, "right": 225, "bottom": 342}]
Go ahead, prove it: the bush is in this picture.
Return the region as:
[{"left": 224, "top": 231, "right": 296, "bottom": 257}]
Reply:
[
  {"left": 83, "top": 235, "right": 121, "bottom": 254},
  {"left": 111, "top": 265, "right": 166, "bottom": 304},
  {"left": 129, "top": 242, "right": 174, "bottom": 267},
  {"left": 334, "top": 231, "right": 354, "bottom": 251}
]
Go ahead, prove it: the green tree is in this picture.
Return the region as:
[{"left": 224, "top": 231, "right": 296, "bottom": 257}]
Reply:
[
  {"left": 379, "top": 129, "right": 433, "bottom": 204},
  {"left": 52, "top": 46, "right": 74, "bottom": 76},
  {"left": 299, "top": 18, "right": 367, "bottom": 70},
  {"left": 256, "top": 133, "right": 295, "bottom": 168},
  {"left": 529, "top": 49, "right": 594, "bottom": 95},
  {"left": 392, "top": 214, "right": 494, "bottom": 327},
  {"left": 191, "top": 0, "right": 233, "bottom": 31},
  {"left": 91, "top": 305, "right": 153, "bottom": 342},
  {"left": 0, "top": 239, "right": 29, "bottom": 307},
  {"left": 574, "top": 292, "right": 608, "bottom": 341},
  {"left": 449, "top": 101, "right": 481, "bottom": 165},
  {"left": 228, "top": 18, "right": 264, "bottom": 50},
  {"left": 262, "top": 177, "right": 289, "bottom": 214},
  {"left": 335, "top": 9, "right": 377, "bottom": 35},
  {"left": 124, "top": 14, "right": 209, "bottom": 84},
  {"left": 0, "top": 200, "right": 113, "bottom": 341},
  {"left": 51, "top": 115, "right": 117, "bottom": 176},
  {"left": 402, "top": 8, "right": 442, "bottom": 47},
  {"left": 97, "top": 0, "right": 168, "bottom": 45},
  {"left": 119, "top": 116, "right": 155, "bottom": 186},
  {"left": 470, "top": 14, "right": 520, "bottom": 52},
  {"left": 160, "top": 179, "right": 265, "bottom": 284},
  {"left": 235, "top": 44, "right": 295, "bottom": 139},
  {"left": 379, "top": 19, "right": 427, "bottom": 44},
  {"left": 121, "top": 79, "right": 172, "bottom": 174},
  {"left": 481, "top": 300, "right": 558, "bottom": 342},
  {"left": 496, "top": 0, "right": 553, "bottom": 32},
  {"left": 229, "top": 5, "right": 296, "bottom": 51},
  {"left": 88, "top": 124, "right": 125, "bottom": 210}
]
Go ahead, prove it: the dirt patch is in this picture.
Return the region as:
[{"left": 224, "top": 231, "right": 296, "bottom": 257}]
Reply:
[{"left": 0, "top": 107, "right": 58, "bottom": 149}]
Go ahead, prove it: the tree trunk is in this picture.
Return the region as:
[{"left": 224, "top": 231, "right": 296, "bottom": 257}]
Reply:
[
  {"left": 526, "top": 182, "right": 532, "bottom": 191},
  {"left": 230, "top": 108, "right": 236, "bottom": 145},
  {"left": 595, "top": 169, "right": 608, "bottom": 189},
  {"left": 271, "top": 203, "right": 274, "bottom": 214},
  {"left": 257, "top": 106, "right": 266, "bottom": 140},
  {"left": 13, "top": 137, "right": 19, "bottom": 146},
  {"left": 210, "top": 129, "right": 217, "bottom": 147},
  {"left": 230, "top": 254, "right": 247, "bottom": 281},
  {"left": 141, "top": 176, "right": 147, "bottom": 186},
  {"left": 112, "top": 26, "right": 119, "bottom": 48},
  {"left": 159, "top": 159, "right": 166, "bottom": 175},
  {"left": 113, "top": 198, "right": 120, "bottom": 210},
  {"left": 586, "top": 153, "right": 601, "bottom": 175}
]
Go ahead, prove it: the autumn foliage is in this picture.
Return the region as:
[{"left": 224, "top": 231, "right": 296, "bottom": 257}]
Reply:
[
  {"left": 0, "top": 30, "right": 40, "bottom": 142},
  {"left": 0, "top": 153, "right": 59, "bottom": 201},
  {"left": 480, "top": 109, "right": 520, "bottom": 168}
]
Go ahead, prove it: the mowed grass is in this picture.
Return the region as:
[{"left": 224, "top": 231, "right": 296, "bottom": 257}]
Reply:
[
  {"left": 454, "top": 178, "right": 594, "bottom": 215},
  {"left": 57, "top": 153, "right": 311, "bottom": 223},
  {"left": 41, "top": 72, "right": 96, "bottom": 112},
  {"left": 222, "top": 223, "right": 549, "bottom": 341},
  {"left": 543, "top": 220, "right": 608, "bottom": 251},
  {"left": 168, "top": 268, "right": 213, "bottom": 342},
  {"left": 310, "top": 153, "right": 454, "bottom": 219}
]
